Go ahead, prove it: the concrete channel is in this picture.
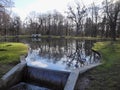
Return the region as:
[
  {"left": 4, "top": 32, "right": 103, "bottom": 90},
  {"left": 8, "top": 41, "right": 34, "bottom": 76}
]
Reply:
[{"left": 0, "top": 61, "right": 101, "bottom": 90}]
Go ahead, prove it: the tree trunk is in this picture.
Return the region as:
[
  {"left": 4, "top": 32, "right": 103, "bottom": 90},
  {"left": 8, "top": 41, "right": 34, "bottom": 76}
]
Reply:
[{"left": 110, "top": 23, "right": 116, "bottom": 41}]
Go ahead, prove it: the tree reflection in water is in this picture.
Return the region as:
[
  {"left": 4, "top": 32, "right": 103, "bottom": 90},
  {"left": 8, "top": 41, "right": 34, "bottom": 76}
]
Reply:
[{"left": 26, "top": 38, "right": 101, "bottom": 71}]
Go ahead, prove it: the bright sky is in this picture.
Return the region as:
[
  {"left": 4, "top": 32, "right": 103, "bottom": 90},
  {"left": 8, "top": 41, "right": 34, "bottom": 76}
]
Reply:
[{"left": 13, "top": 0, "right": 103, "bottom": 20}]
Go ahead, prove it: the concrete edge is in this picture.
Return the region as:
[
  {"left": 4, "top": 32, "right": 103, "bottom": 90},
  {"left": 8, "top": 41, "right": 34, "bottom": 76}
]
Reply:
[
  {"left": 64, "top": 69, "right": 79, "bottom": 90},
  {"left": 64, "top": 63, "right": 102, "bottom": 90},
  {"left": 2, "top": 62, "right": 26, "bottom": 80},
  {"left": 0, "top": 62, "right": 27, "bottom": 88}
]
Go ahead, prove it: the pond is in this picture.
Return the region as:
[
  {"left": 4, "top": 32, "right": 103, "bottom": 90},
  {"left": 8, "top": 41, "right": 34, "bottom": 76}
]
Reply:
[{"left": 0, "top": 37, "right": 101, "bottom": 72}]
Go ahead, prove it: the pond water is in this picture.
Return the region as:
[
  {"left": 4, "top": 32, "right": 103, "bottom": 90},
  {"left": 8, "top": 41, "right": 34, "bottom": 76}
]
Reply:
[{"left": 0, "top": 37, "right": 101, "bottom": 72}]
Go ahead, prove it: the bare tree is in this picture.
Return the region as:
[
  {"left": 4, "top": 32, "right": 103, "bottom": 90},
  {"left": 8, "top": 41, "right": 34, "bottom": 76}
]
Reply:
[
  {"left": 0, "top": 0, "right": 14, "bottom": 36},
  {"left": 13, "top": 16, "right": 21, "bottom": 36},
  {"left": 104, "top": 0, "right": 120, "bottom": 40},
  {"left": 67, "top": 2, "right": 86, "bottom": 36},
  {"left": 84, "top": 17, "right": 93, "bottom": 37},
  {"left": 0, "top": 0, "right": 14, "bottom": 7},
  {"left": 91, "top": 3, "right": 100, "bottom": 37}
]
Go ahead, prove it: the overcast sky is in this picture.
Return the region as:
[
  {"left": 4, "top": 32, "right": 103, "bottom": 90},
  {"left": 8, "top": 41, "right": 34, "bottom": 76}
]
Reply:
[{"left": 12, "top": 0, "right": 103, "bottom": 20}]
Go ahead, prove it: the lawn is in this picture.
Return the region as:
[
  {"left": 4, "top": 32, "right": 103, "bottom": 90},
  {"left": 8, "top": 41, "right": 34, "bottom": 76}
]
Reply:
[
  {"left": 0, "top": 42, "right": 28, "bottom": 78},
  {"left": 75, "top": 41, "right": 120, "bottom": 90}
]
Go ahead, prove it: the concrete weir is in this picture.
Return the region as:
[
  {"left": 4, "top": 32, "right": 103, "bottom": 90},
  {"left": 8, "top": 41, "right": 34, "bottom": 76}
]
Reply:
[
  {"left": 0, "top": 62, "right": 27, "bottom": 89},
  {"left": 0, "top": 62, "right": 101, "bottom": 90}
]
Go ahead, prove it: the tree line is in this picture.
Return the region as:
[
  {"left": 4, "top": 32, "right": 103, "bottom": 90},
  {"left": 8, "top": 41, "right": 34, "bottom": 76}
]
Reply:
[{"left": 0, "top": 0, "right": 120, "bottom": 40}]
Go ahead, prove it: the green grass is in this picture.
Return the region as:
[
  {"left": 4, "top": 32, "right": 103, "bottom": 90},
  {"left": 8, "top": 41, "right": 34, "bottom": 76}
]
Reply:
[
  {"left": 92, "top": 41, "right": 120, "bottom": 67},
  {"left": 0, "top": 42, "right": 28, "bottom": 77},
  {"left": 85, "top": 41, "right": 120, "bottom": 90}
]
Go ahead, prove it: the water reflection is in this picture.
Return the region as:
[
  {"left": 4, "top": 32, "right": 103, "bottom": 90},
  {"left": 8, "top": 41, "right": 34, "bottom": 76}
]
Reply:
[
  {"left": 0, "top": 37, "right": 101, "bottom": 71},
  {"left": 26, "top": 38, "right": 101, "bottom": 72}
]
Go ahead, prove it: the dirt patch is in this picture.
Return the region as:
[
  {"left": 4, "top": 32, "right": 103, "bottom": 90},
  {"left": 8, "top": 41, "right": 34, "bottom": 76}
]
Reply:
[{"left": 75, "top": 73, "right": 90, "bottom": 90}]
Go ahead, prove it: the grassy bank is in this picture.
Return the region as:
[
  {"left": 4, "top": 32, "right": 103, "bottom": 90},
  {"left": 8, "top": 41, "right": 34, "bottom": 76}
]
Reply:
[
  {"left": 0, "top": 42, "right": 28, "bottom": 78},
  {"left": 76, "top": 41, "right": 120, "bottom": 90}
]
